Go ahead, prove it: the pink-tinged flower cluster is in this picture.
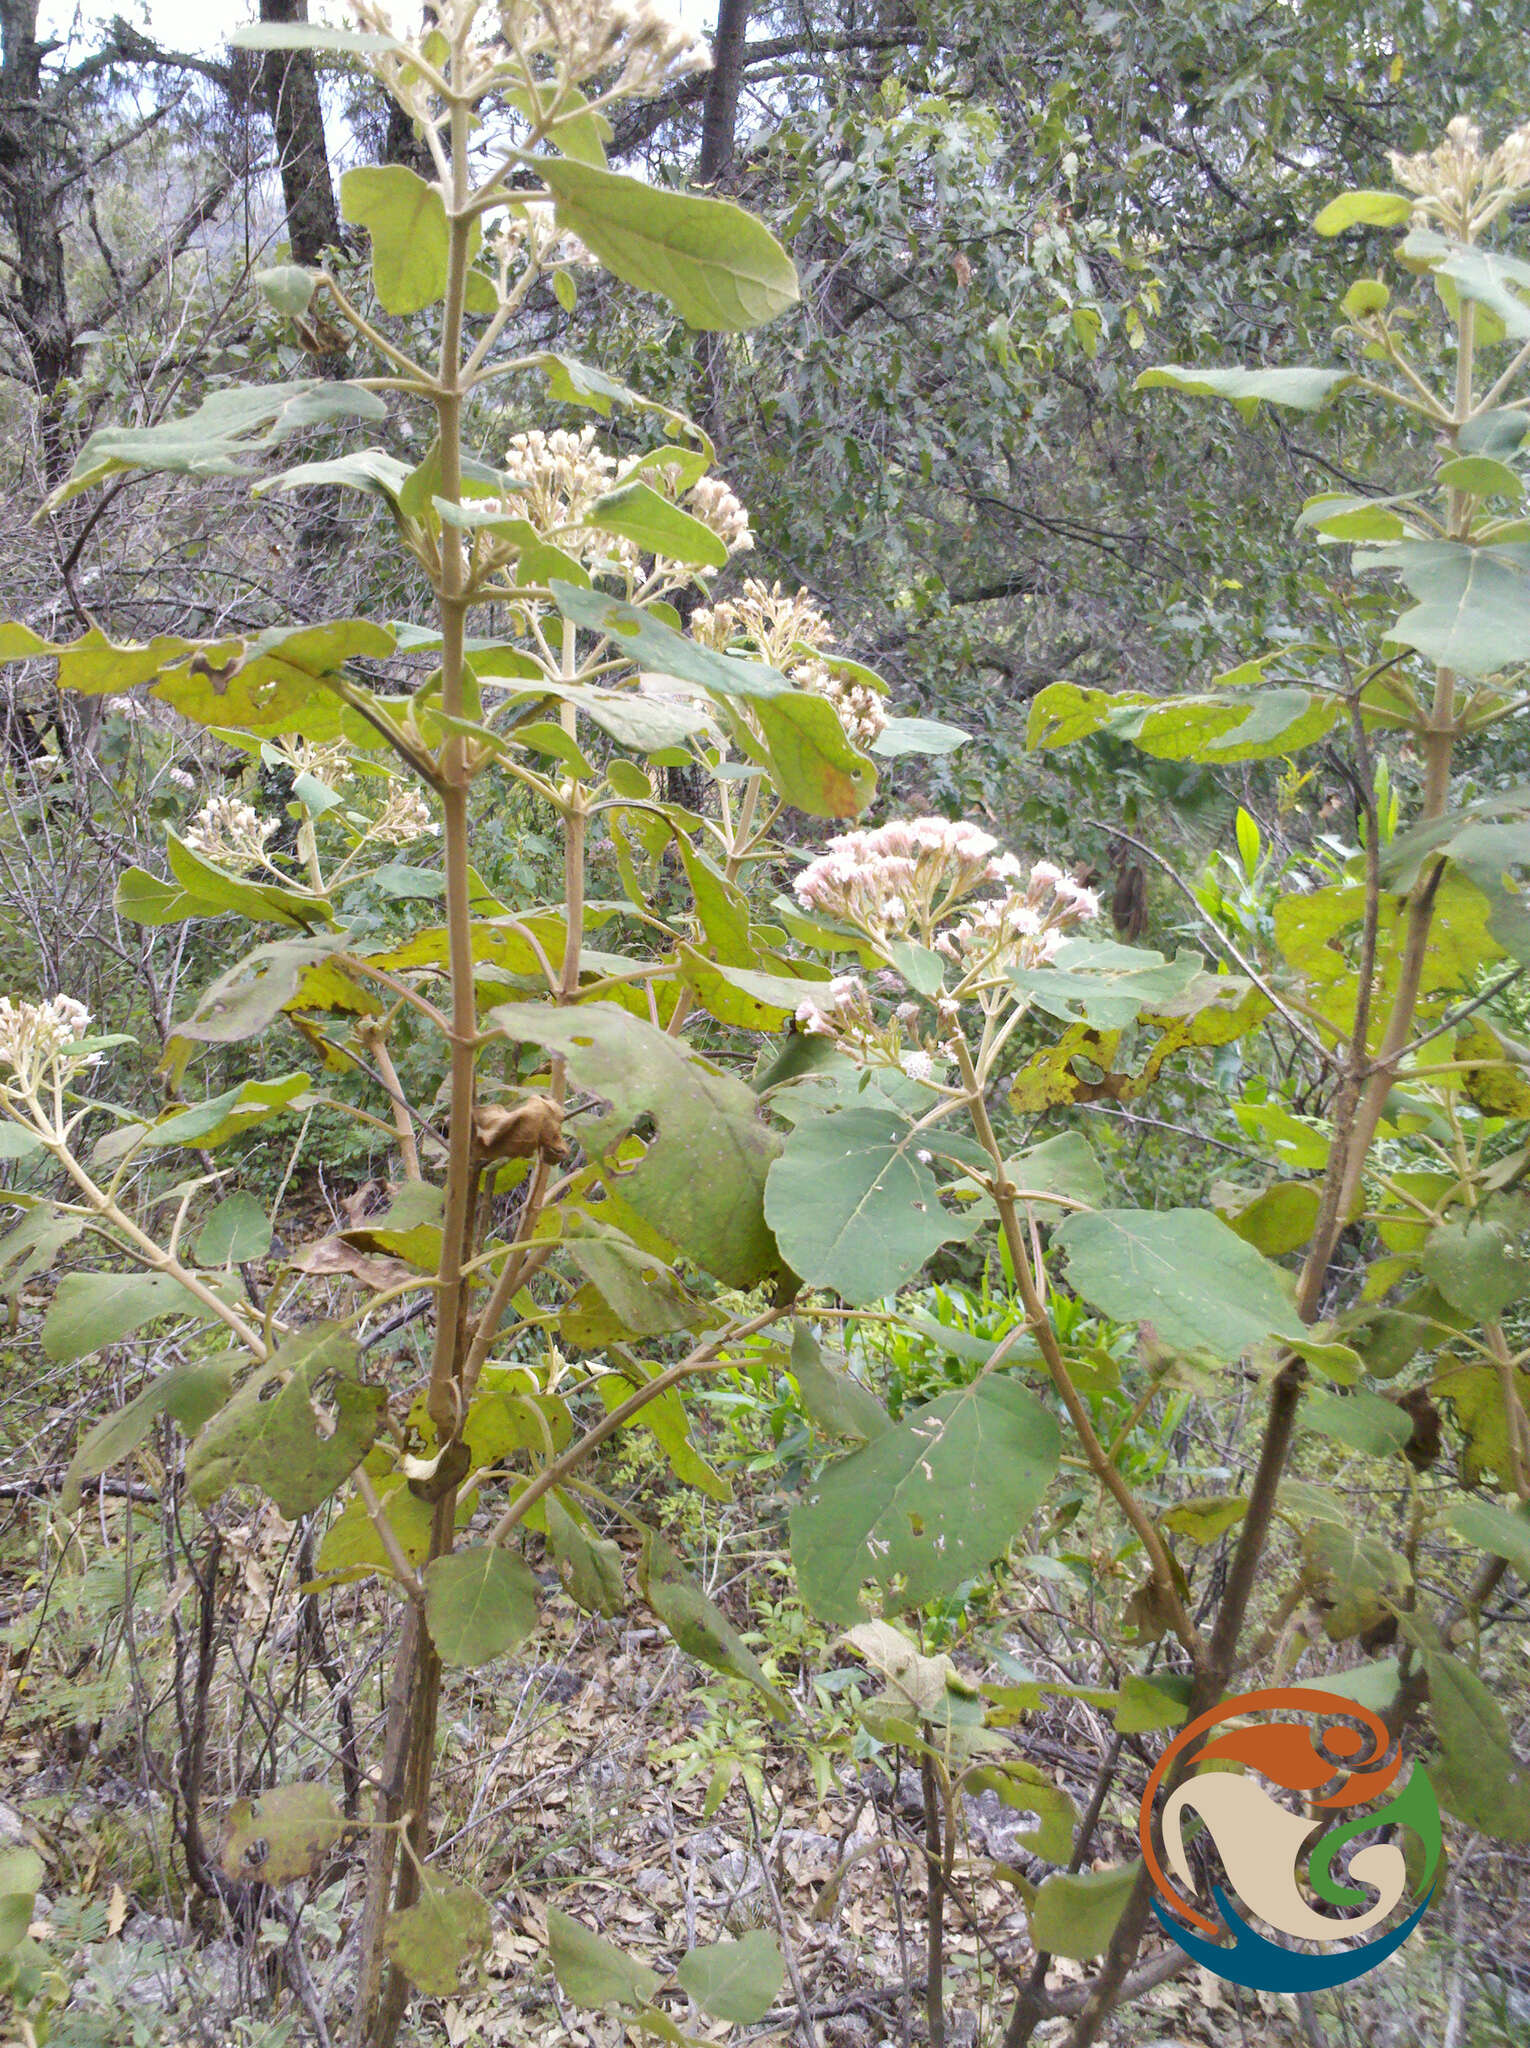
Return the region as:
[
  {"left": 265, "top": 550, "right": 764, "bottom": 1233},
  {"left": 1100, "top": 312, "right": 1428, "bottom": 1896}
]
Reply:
[
  {"left": 792, "top": 817, "right": 1003, "bottom": 940},
  {"left": 936, "top": 856, "right": 1100, "bottom": 971},
  {"left": 794, "top": 973, "right": 873, "bottom": 1037}
]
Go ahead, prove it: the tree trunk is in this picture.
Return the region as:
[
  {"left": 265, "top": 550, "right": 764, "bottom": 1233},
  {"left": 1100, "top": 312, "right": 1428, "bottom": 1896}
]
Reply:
[
  {"left": 0, "top": 0, "right": 74, "bottom": 476},
  {"left": 258, "top": 0, "right": 340, "bottom": 265},
  {"left": 693, "top": 0, "right": 750, "bottom": 450}
]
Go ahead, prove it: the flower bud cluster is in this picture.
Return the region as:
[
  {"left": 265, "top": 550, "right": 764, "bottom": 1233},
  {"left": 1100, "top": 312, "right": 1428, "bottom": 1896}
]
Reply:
[
  {"left": 515, "top": 0, "right": 711, "bottom": 97},
  {"left": 692, "top": 578, "right": 887, "bottom": 746},
  {"left": 487, "top": 200, "right": 593, "bottom": 272},
  {"left": 934, "top": 857, "right": 1100, "bottom": 971},
  {"left": 693, "top": 578, "right": 832, "bottom": 667},
  {"left": 687, "top": 474, "right": 753, "bottom": 553},
  {"left": 791, "top": 657, "right": 886, "bottom": 748},
  {"left": 0, "top": 993, "right": 94, "bottom": 1094},
  {"left": 497, "top": 429, "right": 753, "bottom": 581},
  {"left": 183, "top": 795, "right": 276, "bottom": 871},
  {"left": 372, "top": 784, "right": 439, "bottom": 845},
  {"left": 793, "top": 817, "right": 1003, "bottom": 940},
  {"left": 1390, "top": 116, "right": 1530, "bottom": 231}
]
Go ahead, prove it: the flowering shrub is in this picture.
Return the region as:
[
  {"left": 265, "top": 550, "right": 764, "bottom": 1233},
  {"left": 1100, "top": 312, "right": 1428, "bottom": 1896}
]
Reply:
[{"left": 2, "top": 36, "right": 1529, "bottom": 2048}]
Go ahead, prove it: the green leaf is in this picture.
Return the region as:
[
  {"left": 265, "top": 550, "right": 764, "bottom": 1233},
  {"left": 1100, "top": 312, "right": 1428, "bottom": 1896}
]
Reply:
[
  {"left": 676, "top": 1934, "right": 785, "bottom": 2024},
  {"left": 1055, "top": 1209, "right": 1305, "bottom": 1361},
  {"left": 1423, "top": 1647, "right": 1530, "bottom": 1839},
  {"left": 162, "top": 830, "right": 330, "bottom": 929},
  {"left": 1300, "top": 1520, "right": 1409, "bottom": 1639},
  {"left": 870, "top": 715, "right": 969, "bottom": 758},
  {"left": 765, "top": 1106, "right": 971, "bottom": 1304},
  {"left": 1028, "top": 1862, "right": 1140, "bottom": 1958},
  {"left": 552, "top": 581, "right": 789, "bottom": 698},
  {"left": 1437, "top": 243, "right": 1530, "bottom": 342},
  {"left": 1301, "top": 1390, "right": 1412, "bottom": 1457},
  {"left": 750, "top": 688, "right": 877, "bottom": 819},
  {"left": 341, "top": 165, "right": 478, "bottom": 314},
  {"left": 256, "top": 265, "right": 318, "bottom": 318},
  {"left": 1447, "top": 1498, "right": 1530, "bottom": 1580},
  {"left": 548, "top": 1908, "right": 662, "bottom": 2010},
  {"left": 49, "top": 381, "right": 386, "bottom": 505},
  {"left": 62, "top": 1360, "right": 233, "bottom": 1511},
  {"left": 546, "top": 1494, "right": 627, "bottom": 1616},
  {"left": 1366, "top": 539, "right": 1530, "bottom": 676},
  {"left": 596, "top": 1369, "right": 731, "bottom": 1501},
  {"left": 1312, "top": 190, "right": 1415, "bottom": 234},
  {"left": 1421, "top": 1215, "right": 1530, "bottom": 1317},
  {"left": 488, "top": 1002, "right": 781, "bottom": 1288},
  {"left": 585, "top": 479, "right": 727, "bottom": 566},
  {"left": 423, "top": 1545, "right": 539, "bottom": 1666},
  {"left": 0, "top": 1122, "right": 43, "bottom": 1159},
  {"left": 640, "top": 1533, "right": 790, "bottom": 1718},
  {"left": 538, "top": 158, "right": 799, "bottom": 330},
  {"left": 43, "top": 1271, "right": 216, "bottom": 1362},
  {"left": 1135, "top": 364, "right": 1355, "bottom": 414},
  {"left": 1160, "top": 1495, "right": 1247, "bottom": 1545},
  {"left": 561, "top": 1223, "right": 699, "bottom": 1343},
  {"left": 790, "top": 1322, "right": 889, "bottom": 1442},
  {"left": 0, "top": 1205, "right": 87, "bottom": 1306},
  {"left": 0, "top": 1847, "right": 43, "bottom": 1953},
  {"left": 1114, "top": 1672, "right": 1192, "bottom": 1732},
  {"left": 186, "top": 1324, "right": 381, "bottom": 1517},
  {"left": 384, "top": 1875, "right": 492, "bottom": 1994},
  {"left": 1439, "top": 454, "right": 1522, "bottom": 501},
  {"left": 220, "top": 1783, "right": 345, "bottom": 1882},
  {"left": 1008, "top": 939, "right": 1205, "bottom": 1030},
  {"left": 1003, "top": 1133, "right": 1107, "bottom": 1213},
  {"left": 117, "top": 1073, "right": 313, "bottom": 1154},
  {"left": 1217, "top": 1180, "right": 1320, "bottom": 1257},
  {"left": 791, "top": 1377, "right": 1061, "bottom": 1625}
]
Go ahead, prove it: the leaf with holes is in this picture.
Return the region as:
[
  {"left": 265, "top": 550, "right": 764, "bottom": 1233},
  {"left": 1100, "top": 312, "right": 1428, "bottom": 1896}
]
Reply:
[
  {"left": 219, "top": 1783, "right": 344, "bottom": 1882},
  {"left": 791, "top": 1377, "right": 1061, "bottom": 1625},
  {"left": 186, "top": 1324, "right": 381, "bottom": 1516},
  {"left": 765, "top": 1106, "right": 973, "bottom": 1304}
]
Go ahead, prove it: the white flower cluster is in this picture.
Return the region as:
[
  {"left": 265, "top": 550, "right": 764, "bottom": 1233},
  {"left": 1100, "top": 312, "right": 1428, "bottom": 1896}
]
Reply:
[
  {"left": 183, "top": 795, "right": 276, "bottom": 871},
  {"left": 794, "top": 972, "right": 875, "bottom": 1038},
  {"left": 372, "top": 784, "right": 439, "bottom": 845},
  {"left": 496, "top": 428, "right": 754, "bottom": 581},
  {"left": 692, "top": 578, "right": 887, "bottom": 746},
  {"left": 487, "top": 199, "right": 593, "bottom": 272},
  {"left": 793, "top": 816, "right": 1005, "bottom": 940},
  {"left": 511, "top": 0, "right": 711, "bottom": 97},
  {"left": 693, "top": 578, "right": 832, "bottom": 666},
  {"left": 791, "top": 657, "right": 886, "bottom": 748},
  {"left": 107, "top": 695, "right": 143, "bottom": 721},
  {"left": 1390, "top": 116, "right": 1530, "bottom": 229},
  {"left": 687, "top": 475, "right": 753, "bottom": 554},
  {"left": 935, "top": 857, "right": 1100, "bottom": 971},
  {"left": 0, "top": 993, "right": 92, "bottom": 1088}
]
